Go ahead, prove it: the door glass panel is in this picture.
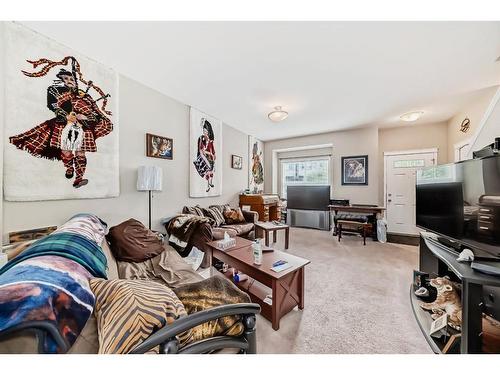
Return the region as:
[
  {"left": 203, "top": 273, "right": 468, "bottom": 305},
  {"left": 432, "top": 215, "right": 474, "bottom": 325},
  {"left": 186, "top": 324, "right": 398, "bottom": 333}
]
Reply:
[{"left": 393, "top": 159, "right": 425, "bottom": 168}]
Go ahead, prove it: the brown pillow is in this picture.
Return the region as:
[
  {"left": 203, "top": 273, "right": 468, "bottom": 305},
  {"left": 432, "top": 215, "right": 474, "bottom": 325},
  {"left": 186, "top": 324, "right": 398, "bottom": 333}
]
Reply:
[
  {"left": 223, "top": 207, "right": 246, "bottom": 224},
  {"left": 107, "top": 218, "right": 164, "bottom": 262}
]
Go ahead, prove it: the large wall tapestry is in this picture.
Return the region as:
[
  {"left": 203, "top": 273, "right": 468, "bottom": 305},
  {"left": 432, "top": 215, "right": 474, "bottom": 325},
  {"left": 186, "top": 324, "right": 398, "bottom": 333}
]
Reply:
[
  {"left": 4, "top": 23, "right": 119, "bottom": 201},
  {"left": 189, "top": 107, "right": 222, "bottom": 197},
  {"left": 248, "top": 136, "right": 264, "bottom": 193}
]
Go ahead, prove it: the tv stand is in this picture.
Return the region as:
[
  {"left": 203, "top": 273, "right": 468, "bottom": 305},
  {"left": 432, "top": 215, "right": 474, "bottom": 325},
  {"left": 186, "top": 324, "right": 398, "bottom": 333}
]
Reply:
[
  {"left": 413, "top": 232, "right": 500, "bottom": 353},
  {"left": 436, "top": 236, "right": 461, "bottom": 252}
]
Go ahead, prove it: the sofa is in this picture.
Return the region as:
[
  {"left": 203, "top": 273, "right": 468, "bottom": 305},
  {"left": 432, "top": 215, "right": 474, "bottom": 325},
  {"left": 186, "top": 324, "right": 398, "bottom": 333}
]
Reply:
[
  {"left": 182, "top": 204, "right": 258, "bottom": 240},
  {"left": 0, "top": 218, "right": 260, "bottom": 354},
  {"left": 165, "top": 204, "right": 258, "bottom": 268}
]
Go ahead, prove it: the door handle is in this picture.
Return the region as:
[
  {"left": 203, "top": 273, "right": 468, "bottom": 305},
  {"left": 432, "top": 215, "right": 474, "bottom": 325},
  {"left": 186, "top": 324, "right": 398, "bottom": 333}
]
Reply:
[{"left": 388, "top": 199, "right": 392, "bottom": 203}]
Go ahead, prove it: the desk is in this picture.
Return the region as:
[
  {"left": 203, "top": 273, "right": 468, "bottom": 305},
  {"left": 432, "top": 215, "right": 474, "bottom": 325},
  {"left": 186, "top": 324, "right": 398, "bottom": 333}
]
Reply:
[
  {"left": 328, "top": 205, "right": 386, "bottom": 238},
  {"left": 239, "top": 194, "right": 281, "bottom": 222}
]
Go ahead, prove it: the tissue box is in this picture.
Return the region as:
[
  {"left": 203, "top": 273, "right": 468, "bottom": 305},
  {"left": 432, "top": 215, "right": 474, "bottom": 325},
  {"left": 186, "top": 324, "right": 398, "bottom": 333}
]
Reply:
[{"left": 216, "top": 237, "right": 236, "bottom": 250}]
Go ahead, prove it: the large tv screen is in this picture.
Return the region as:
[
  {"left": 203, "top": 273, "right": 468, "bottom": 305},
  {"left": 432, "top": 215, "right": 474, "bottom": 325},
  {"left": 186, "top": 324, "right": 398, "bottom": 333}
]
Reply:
[
  {"left": 287, "top": 185, "right": 330, "bottom": 211},
  {"left": 416, "top": 155, "right": 500, "bottom": 258}
]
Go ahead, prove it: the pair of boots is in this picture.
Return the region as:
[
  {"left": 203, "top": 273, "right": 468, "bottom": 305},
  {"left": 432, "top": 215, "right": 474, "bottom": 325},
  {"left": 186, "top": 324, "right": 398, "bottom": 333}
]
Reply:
[{"left": 62, "top": 153, "right": 88, "bottom": 188}]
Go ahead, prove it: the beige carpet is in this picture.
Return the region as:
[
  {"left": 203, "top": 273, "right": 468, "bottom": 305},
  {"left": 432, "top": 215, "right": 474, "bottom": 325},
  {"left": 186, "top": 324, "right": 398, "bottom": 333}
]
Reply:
[{"left": 255, "top": 227, "right": 432, "bottom": 354}]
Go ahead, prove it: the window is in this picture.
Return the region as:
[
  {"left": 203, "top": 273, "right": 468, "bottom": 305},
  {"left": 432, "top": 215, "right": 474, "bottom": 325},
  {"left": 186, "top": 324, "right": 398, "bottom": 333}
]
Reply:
[
  {"left": 280, "top": 157, "right": 330, "bottom": 198},
  {"left": 393, "top": 159, "right": 425, "bottom": 168}
]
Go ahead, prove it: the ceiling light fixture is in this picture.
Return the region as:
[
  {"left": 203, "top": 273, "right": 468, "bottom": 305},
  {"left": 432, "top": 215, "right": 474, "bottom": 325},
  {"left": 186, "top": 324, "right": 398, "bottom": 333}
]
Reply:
[
  {"left": 268, "top": 106, "right": 289, "bottom": 122},
  {"left": 400, "top": 111, "right": 424, "bottom": 122}
]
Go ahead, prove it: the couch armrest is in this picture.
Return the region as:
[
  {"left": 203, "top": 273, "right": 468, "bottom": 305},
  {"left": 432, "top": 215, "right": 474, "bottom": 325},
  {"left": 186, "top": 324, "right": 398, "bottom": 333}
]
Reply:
[
  {"left": 129, "top": 303, "right": 261, "bottom": 354},
  {"left": 242, "top": 210, "right": 259, "bottom": 223}
]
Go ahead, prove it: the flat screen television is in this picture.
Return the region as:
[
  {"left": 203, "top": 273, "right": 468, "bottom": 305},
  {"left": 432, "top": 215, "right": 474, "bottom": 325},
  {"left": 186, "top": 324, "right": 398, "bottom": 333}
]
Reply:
[
  {"left": 416, "top": 154, "right": 500, "bottom": 259},
  {"left": 287, "top": 185, "right": 331, "bottom": 211}
]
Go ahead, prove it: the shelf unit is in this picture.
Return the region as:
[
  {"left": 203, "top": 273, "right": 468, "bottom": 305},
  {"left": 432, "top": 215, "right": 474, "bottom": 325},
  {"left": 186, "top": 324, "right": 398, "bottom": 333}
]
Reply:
[
  {"left": 413, "top": 233, "right": 500, "bottom": 354},
  {"left": 410, "top": 285, "right": 460, "bottom": 353}
]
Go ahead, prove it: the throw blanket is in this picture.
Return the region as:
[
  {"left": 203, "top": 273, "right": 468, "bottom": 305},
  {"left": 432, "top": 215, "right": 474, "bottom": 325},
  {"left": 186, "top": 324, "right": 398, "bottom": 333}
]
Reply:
[
  {"left": 0, "top": 214, "right": 108, "bottom": 353},
  {"left": 166, "top": 214, "right": 210, "bottom": 256},
  {"left": 0, "top": 232, "right": 107, "bottom": 279},
  {"left": 0, "top": 256, "right": 94, "bottom": 353},
  {"left": 173, "top": 275, "right": 251, "bottom": 344}
]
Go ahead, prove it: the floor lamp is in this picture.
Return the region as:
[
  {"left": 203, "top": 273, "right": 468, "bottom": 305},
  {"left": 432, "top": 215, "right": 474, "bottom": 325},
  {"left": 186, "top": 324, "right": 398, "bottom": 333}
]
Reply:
[{"left": 137, "top": 166, "right": 163, "bottom": 230}]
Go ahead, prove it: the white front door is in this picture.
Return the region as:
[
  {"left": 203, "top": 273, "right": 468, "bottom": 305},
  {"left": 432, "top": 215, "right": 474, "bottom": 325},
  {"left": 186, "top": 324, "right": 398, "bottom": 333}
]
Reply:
[{"left": 385, "top": 151, "right": 437, "bottom": 235}]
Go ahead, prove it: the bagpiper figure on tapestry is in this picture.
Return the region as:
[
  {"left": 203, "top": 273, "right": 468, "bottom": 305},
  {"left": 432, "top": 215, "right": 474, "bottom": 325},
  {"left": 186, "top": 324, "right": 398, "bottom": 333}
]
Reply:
[
  {"left": 251, "top": 141, "right": 264, "bottom": 190},
  {"left": 9, "top": 56, "right": 113, "bottom": 188},
  {"left": 193, "top": 118, "right": 216, "bottom": 193}
]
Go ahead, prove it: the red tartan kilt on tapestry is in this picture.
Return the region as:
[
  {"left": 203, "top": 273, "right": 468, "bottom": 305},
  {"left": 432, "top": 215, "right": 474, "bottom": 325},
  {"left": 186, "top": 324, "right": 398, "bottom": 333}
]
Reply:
[{"left": 9, "top": 118, "right": 98, "bottom": 160}]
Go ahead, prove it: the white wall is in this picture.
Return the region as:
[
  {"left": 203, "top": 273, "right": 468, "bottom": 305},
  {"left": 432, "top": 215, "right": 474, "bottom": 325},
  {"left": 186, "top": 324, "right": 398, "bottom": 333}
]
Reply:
[
  {"left": 264, "top": 127, "right": 380, "bottom": 205},
  {"left": 447, "top": 86, "right": 499, "bottom": 161},
  {"left": 378, "top": 121, "right": 449, "bottom": 204},
  {"left": 2, "top": 74, "right": 250, "bottom": 238},
  {"left": 469, "top": 87, "right": 500, "bottom": 154}
]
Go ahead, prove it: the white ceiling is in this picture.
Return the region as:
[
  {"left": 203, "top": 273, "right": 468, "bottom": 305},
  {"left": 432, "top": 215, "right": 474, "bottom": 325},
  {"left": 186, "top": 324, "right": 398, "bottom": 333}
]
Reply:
[{"left": 22, "top": 21, "right": 500, "bottom": 141}]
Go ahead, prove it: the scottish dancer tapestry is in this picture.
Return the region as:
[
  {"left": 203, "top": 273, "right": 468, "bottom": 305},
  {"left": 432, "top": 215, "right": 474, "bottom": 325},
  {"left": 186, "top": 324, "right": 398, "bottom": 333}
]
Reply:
[
  {"left": 4, "top": 23, "right": 119, "bottom": 201},
  {"left": 189, "top": 107, "right": 222, "bottom": 197},
  {"left": 248, "top": 136, "right": 264, "bottom": 193}
]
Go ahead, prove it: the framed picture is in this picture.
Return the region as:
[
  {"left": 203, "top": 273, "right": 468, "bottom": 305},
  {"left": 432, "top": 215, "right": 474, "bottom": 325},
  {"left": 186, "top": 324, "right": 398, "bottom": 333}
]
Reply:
[
  {"left": 146, "top": 133, "right": 173, "bottom": 160},
  {"left": 341, "top": 155, "right": 368, "bottom": 185},
  {"left": 232, "top": 155, "right": 243, "bottom": 169}
]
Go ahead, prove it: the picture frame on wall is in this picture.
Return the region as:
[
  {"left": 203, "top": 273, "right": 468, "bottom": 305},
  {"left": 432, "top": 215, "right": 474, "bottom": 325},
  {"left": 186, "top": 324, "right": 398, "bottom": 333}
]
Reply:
[
  {"left": 341, "top": 155, "right": 368, "bottom": 185},
  {"left": 146, "top": 133, "right": 173, "bottom": 160},
  {"left": 232, "top": 155, "right": 243, "bottom": 169}
]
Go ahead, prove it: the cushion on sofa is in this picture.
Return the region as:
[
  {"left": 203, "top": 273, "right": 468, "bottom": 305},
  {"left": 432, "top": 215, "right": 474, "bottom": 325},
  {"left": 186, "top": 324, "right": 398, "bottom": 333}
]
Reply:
[
  {"left": 223, "top": 207, "right": 246, "bottom": 224},
  {"left": 220, "top": 223, "right": 254, "bottom": 236},
  {"left": 107, "top": 219, "right": 164, "bottom": 262},
  {"left": 183, "top": 205, "right": 205, "bottom": 217},
  {"left": 90, "top": 278, "right": 191, "bottom": 354},
  {"left": 202, "top": 207, "right": 225, "bottom": 227}
]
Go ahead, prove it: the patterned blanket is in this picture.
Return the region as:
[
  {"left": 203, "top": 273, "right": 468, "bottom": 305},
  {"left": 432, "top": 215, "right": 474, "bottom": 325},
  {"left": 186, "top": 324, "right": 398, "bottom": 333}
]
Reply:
[
  {"left": 0, "top": 214, "right": 108, "bottom": 353},
  {"left": 0, "top": 232, "right": 107, "bottom": 279},
  {"left": 166, "top": 214, "right": 211, "bottom": 256}
]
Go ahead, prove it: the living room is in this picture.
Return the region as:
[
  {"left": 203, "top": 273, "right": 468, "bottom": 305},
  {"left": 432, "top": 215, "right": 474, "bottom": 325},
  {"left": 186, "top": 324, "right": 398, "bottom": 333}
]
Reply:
[{"left": 1, "top": 1, "right": 500, "bottom": 373}]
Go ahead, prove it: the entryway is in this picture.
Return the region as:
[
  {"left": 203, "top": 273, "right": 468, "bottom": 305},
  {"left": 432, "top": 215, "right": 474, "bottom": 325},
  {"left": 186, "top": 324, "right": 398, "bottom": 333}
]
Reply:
[{"left": 384, "top": 149, "right": 437, "bottom": 235}]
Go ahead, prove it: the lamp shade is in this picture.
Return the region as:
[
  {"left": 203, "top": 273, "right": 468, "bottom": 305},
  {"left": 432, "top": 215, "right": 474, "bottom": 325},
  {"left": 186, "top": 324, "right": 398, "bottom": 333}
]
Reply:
[{"left": 137, "top": 166, "right": 162, "bottom": 191}]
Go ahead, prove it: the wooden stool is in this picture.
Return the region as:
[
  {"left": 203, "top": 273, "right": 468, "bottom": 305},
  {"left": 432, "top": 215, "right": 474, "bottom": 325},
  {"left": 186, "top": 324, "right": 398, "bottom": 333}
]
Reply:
[{"left": 337, "top": 220, "right": 370, "bottom": 245}]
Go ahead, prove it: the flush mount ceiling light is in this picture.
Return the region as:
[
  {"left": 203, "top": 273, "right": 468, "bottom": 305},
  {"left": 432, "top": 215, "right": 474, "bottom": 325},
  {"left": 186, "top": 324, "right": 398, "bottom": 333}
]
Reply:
[
  {"left": 268, "top": 106, "right": 289, "bottom": 122},
  {"left": 400, "top": 111, "right": 424, "bottom": 122}
]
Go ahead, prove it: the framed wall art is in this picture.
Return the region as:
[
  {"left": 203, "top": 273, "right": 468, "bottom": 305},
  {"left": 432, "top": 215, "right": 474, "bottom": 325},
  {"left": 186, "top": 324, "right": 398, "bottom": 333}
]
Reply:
[
  {"left": 232, "top": 154, "right": 243, "bottom": 169},
  {"left": 341, "top": 155, "right": 368, "bottom": 185},
  {"left": 146, "top": 133, "right": 173, "bottom": 160}
]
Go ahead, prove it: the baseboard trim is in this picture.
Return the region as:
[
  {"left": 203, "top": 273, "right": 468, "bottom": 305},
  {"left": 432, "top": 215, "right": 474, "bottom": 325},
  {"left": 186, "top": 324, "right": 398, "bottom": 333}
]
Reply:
[{"left": 387, "top": 233, "right": 420, "bottom": 246}]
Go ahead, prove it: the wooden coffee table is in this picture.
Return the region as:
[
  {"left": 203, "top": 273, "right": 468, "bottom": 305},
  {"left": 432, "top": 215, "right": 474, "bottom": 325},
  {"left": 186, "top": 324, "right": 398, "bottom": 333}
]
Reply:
[
  {"left": 254, "top": 221, "right": 290, "bottom": 249},
  {"left": 207, "top": 237, "right": 310, "bottom": 330}
]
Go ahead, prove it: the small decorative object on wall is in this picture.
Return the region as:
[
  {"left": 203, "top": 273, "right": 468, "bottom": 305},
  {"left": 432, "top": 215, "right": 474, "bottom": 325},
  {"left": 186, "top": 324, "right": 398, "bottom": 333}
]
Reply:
[
  {"left": 190, "top": 107, "right": 222, "bottom": 197},
  {"left": 460, "top": 118, "right": 470, "bottom": 133},
  {"left": 146, "top": 133, "right": 173, "bottom": 159},
  {"left": 232, "top": 154, "right": 243, "bottom": 169},
  {"left": 4, "top": 22, "right": 119, "bottom": 201},
  {"left": 341, "top": 155, "right": 368, "bottom": 185},
  {"left": 248, "top": 136, "right": 264, "bottom": 193}
]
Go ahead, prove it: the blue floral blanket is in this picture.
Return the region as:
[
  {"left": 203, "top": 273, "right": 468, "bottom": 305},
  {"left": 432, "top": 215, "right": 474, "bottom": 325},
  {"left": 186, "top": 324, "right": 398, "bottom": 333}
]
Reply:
[{"left": 0, "top": 215, "right": 108, "bottom": 353}]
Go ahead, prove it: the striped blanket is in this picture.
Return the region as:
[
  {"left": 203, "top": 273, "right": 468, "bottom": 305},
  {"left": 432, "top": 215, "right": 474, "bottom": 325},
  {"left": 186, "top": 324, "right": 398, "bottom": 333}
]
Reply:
[{"left": 0, "top": 214, "right": 108, "bottom": 353}]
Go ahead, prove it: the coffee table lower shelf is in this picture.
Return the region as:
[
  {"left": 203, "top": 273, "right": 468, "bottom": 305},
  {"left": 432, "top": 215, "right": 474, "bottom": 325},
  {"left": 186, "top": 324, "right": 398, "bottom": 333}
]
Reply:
[{"left": 219, "top": 270, "right": 299, "bottom": 330}]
